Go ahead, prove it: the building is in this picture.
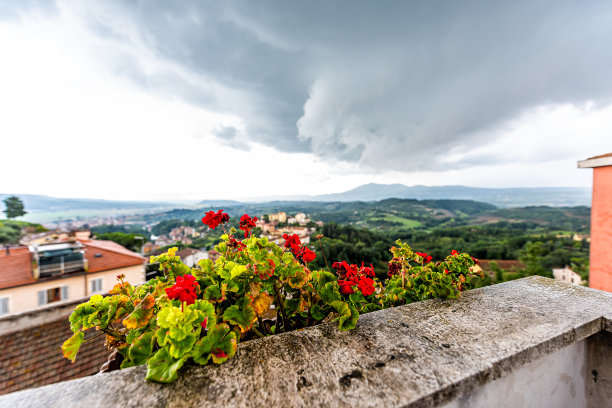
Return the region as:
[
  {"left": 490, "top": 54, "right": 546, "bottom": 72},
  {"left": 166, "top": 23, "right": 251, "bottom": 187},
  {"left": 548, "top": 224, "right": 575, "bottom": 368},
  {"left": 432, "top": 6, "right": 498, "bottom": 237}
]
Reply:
[
  {"left": 578, "top": 152, "right": 612, "bottom": 292},
  {"left": 0, "top": 240, "right": 145, "bottom": 316},
  {"left": 268, "top": 212, "right": 287, "bottom": 223},
  {"left": 552, "top": 266, "right": 584, "bottom": 286},
  {"left": 176, "top": 248, "right": 208, "bottom": 268}
]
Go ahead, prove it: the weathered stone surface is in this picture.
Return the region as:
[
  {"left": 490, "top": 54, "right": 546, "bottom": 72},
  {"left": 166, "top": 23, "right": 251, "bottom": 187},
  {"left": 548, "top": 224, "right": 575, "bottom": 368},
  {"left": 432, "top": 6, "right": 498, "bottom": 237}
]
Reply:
[{"left": 2, "top": 276, "right": 611, "bottom": 408}]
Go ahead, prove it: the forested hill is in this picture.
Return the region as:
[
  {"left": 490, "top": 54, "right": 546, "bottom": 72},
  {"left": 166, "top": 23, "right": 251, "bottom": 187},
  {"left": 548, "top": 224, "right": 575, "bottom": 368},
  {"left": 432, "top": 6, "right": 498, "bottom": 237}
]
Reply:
[{"left": 146, "top": 198, "right": 590, "bottom": 233}]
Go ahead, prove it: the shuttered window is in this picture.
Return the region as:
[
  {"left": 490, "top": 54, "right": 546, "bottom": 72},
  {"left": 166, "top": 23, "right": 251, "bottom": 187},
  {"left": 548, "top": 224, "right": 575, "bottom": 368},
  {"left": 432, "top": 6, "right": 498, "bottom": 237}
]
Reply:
[
  {"left": 0, "top": 298, "right": 8, "bottom": 315},
  {"left": 37, "top": 286, "right": 68, "bottom": 305},
  {"left": 90, "top": 278, "right": 103, "bottom": 294},
  {"left": 38, "top": 290, "right": 47, "bottom": 306}
]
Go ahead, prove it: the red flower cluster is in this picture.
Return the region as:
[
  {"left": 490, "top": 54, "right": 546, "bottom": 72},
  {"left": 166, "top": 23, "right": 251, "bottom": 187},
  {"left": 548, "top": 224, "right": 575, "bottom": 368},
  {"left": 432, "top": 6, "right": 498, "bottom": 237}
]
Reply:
[
  {"left": 202, "top": 210, "right": 230, "bottom": 230},
  {"left": 283, "top": 233, "right": 301, "bottom": 250},
  {"left": 451, "top": 250, "right": 459, "bottom": 256},
  {"left": 387, "top": 257, "right": 401, "bottom": 277},
  {"left": 415, "top": 252, "right": 433, "bottom": 264},
  {"left": 332, "top": 261, "right": 376, "bottom": 296},
  {"left": 165, "top": 274, "right": 199, "bottom": 305},
  {"left": 239, "top": 214, "right": 258, "bottom": 238},
  {"left": 283, "top": 234, "right": 316, "bottom": 264}
]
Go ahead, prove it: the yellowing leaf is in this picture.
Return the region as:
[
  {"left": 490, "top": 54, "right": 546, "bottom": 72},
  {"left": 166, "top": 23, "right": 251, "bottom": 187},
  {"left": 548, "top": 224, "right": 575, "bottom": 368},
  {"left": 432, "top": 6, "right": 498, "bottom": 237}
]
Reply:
[
  {"left": 61, "top": 331, "right": 84, "bottom": 362},
  {"left": 223, "top": 304, "right": 257, "bottom": 332},
  {"left": 252, "top": 292, "right": 273, "bottom": 317},
  {"left": 123, "top": 294, "right": 155, "bottom": 329}
]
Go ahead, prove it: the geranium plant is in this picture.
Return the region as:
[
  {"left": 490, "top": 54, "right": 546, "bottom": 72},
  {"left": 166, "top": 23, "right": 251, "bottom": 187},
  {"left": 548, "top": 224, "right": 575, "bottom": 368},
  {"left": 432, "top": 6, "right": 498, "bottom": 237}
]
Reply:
[{"left": 62, "top": 210, "right": 482, "bottom": 383}]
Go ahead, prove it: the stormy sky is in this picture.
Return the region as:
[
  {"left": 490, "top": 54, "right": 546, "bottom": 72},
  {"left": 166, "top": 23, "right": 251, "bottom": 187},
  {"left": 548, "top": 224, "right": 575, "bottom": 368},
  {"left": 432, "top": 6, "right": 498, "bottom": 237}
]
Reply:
[{"left": 1, "top": 1, "right": 611, "bottom": 201}]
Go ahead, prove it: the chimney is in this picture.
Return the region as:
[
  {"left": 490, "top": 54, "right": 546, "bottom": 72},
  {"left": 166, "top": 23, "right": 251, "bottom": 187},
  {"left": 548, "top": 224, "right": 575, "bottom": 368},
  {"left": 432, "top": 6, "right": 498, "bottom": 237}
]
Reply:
[{"left": 5, "top": 245, "right": 9, "bottom": 255}]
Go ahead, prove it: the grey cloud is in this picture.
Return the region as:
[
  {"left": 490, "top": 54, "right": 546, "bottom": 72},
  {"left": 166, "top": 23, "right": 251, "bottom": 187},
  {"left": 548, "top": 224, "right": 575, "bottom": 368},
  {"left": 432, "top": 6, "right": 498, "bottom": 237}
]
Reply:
[{"left": 22, "top": 1, "right": 612, "bottom": 171}]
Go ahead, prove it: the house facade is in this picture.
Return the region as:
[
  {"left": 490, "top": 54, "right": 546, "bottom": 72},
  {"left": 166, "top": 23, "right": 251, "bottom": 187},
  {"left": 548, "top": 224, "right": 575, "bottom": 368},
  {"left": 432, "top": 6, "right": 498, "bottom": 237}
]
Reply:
[
  {"left": 578, "top": 153, "right": 612, "bottom": 292},
  {"left": 0, "top": 240, "right": 145, "bottom": 316}
]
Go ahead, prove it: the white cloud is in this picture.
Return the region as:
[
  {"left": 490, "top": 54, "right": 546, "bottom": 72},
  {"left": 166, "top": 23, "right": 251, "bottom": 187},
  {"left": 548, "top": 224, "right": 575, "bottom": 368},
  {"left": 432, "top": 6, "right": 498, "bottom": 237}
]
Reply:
[{"left": 0, "top": 1, "right": 610, "bottom": 202}]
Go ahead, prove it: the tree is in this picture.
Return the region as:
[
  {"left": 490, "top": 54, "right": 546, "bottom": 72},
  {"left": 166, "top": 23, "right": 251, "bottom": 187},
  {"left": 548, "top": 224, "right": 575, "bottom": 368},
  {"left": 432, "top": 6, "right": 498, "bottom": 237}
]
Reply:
[{"left": 3, "top": 196, "right": 26, "bottom": 219}]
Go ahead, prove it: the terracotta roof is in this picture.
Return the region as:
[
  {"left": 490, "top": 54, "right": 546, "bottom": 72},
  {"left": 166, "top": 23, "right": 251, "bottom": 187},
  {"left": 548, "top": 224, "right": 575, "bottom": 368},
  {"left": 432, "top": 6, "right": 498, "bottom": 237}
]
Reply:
[
  {"left": 176, "top": 248, "right": 202, "bottom": 258},
  {"left": 0, "top": 241, "right": 145, "bottom": 289},
  {"left": 0, "top": 247, "right": 34, "bottom": 290},
  {"left": 588, "top": 152, "right": 612, "bottom": 160},
  {"left": 478, "top": 259, "right": 525, "bottom": 273},
  {"left": 82, "top": 240, "right": 145, "bottom": 273}
]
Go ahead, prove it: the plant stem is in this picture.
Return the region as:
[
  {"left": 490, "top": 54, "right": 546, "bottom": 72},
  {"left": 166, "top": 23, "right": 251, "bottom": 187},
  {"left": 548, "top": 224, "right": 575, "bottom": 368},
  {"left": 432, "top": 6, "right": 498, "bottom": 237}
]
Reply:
[
  {"left": 273, "top": 280, "right": 288, "bottom": 332},
  {"left": 83, "top": 331, "right": 106, "bottom": 342},
  {"left": 317, "top": 235, "right": 329, "bottom": 270},
  {"left": 251, "top": 326, "right": 265, "bottom": 338}
]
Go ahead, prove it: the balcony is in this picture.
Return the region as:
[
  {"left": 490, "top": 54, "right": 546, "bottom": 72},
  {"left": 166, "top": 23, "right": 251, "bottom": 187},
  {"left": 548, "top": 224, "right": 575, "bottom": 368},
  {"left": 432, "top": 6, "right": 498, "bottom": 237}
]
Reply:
[
  {"left": 1, "top": 276, "right": 610, "bottom": 407},
  {"left": 39, "top": 260, "right": 85, "bottom": 277}
]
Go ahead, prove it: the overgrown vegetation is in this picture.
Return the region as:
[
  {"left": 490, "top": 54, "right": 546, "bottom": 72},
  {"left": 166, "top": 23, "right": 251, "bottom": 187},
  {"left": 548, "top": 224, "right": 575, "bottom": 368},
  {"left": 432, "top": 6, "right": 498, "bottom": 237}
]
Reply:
[{"left": 0, "top": 220, "right": 46, "bottom": 244}]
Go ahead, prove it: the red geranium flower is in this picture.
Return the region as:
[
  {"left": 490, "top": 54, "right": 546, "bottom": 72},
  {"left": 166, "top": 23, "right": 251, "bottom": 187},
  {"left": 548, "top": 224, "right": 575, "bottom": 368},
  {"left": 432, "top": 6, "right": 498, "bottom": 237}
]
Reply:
[
  {"left": 300, "top": 247, "right": 316, "bottom": 263},
  {"left": 334, "top": 261, "right": 376, "bottom": 296},
  {"left": 451, "top": 250, "right": 458, "bottom": 256},
  {"left": 283, "top": 234, "right": 301, "bottom": 250},
  {"left": 202, "top": 209, "right": 230, "bottom": 229},
  {"left": 358, "top": 277, "right": 375, "bottom": 296},
  {"left": 415, "top": 252, "right": 433, "bottom": 264},
  {"left": 165, "top": 274, "right": 199, "bottom": 305},
  {"left": 388, "top": 258, "right": 401, "bottom": 277},
  {"left": 338, "top": 281, "right": 354, "bottom": 295},
  {"left": 239, "top": 214, "right": 258, "bottom": 238}
]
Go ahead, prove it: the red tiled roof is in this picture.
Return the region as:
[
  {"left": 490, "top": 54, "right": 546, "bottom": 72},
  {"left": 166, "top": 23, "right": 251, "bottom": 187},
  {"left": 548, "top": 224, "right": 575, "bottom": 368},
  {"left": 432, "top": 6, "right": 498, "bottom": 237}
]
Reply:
[
  {"left": 82, "top": 240, "right": 145, "bottom": 273},
  {"left": 0, "top": 241, "right": 145, "bottom": 289},
  {"left": 588, "top": 152, "right": 612, "bottom": 160},
  {"left": 176, "top": 248, "right": 200, "bottom": 258},
  {"left": 0, "top": 314, "right": 109, "bottom": 395},
  {"left": 0, "top": 247, "right": 34, "bottom": 290}
]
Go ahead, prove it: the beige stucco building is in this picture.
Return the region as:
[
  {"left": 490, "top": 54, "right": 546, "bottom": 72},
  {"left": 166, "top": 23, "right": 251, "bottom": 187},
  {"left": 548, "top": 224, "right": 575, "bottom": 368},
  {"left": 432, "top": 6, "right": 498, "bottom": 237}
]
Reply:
[{"left": 0, "top": 240, "right": 145, "bottom": 316}]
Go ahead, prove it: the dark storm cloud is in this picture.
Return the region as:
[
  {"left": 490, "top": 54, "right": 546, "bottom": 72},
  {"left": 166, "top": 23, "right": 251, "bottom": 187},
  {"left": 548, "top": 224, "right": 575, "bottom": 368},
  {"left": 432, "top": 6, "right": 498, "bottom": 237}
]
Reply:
[{"left": 20, "top": 1, "right": 612, "bottom": 170}]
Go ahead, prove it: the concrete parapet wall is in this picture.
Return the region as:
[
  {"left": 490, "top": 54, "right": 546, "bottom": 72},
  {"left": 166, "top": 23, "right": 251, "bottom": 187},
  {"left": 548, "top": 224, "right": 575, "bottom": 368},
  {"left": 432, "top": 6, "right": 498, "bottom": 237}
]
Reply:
[{"left": 1, "top": 276, "right": 611, "bottom": 407}]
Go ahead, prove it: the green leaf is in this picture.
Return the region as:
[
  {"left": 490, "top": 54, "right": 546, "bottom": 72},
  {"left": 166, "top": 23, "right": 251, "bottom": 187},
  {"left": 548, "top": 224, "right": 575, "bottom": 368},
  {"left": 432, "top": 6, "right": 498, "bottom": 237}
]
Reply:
[
  {"left": 61, "top": 331, "right": 84, "bottom": 362},
  {"left": 230, "top": 263, "right": 247, "bottom": 278},
  {"left": 286, "top": 267, "right": 310, "bottom": 289},
  {"left": 192, "top": 300, "right": 216, "bottom": 332},
  {"left": 360, "top": 303, "right": 382, "bottom": 314},
  {"left": 168, "top": 332, "right": 198, "bottom": 359},
  {"left": 320, "top": 281, "right": 341, "bottom": 304},
  {"left": 197, "top": 259, "right": 214, "bottom": 274},
  {"left": 128, "top": 331, "right": 155, "bottom": 366},
  {"left": 281, "top": 252, "right": 294, "bottom": 264},
  {"left": 145, "top": 348, "right": 187, "bottom": 384},
  {"left": 156, "top": 327, "right": 169, "bottom": 347},
  {"left": 123, "top": 294, "right": 155, "bottom": 329},
  {"left": 192, "top": 323, "right": 237, "bottom": 365},
  {"left": 222, "top": 304, "right": 257, "bottom": 332},
  {"left": 314, "top": 270, "right": 337, "bottom": 288},
  {"left": 310, "top": 304, "right": 328, "bottom": 321},
  {"left": 330, "top": 301, "right": 359, "bottom": 331},
  {"left": 204, "top": 284, "right": 226, "bottom": 303}
]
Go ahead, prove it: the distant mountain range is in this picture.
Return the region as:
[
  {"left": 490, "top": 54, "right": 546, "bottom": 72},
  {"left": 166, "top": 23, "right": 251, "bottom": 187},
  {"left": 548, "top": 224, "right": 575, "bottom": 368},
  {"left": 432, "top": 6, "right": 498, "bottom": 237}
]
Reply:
[
  {"left": 2, "top": 184, "right": 591, "bottom": 223},
  {"left": 0, "top": 194, "right": 177, "bottom": 213},
  {"left": 307, "top": 184, "right": 591, "bottom": 208}
]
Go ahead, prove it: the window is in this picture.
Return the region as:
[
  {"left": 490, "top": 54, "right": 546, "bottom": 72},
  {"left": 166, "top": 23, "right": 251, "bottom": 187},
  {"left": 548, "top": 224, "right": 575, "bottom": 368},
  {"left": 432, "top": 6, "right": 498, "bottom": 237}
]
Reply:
[
  {"left": 38, "top": 286, "right": 69, "bottom": 306},
  {"left": 90, "top": 278, "right": 103, "bottom": 294},
  {"left": 0, "top": 297, "right": 8, "bottom": 315}
]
